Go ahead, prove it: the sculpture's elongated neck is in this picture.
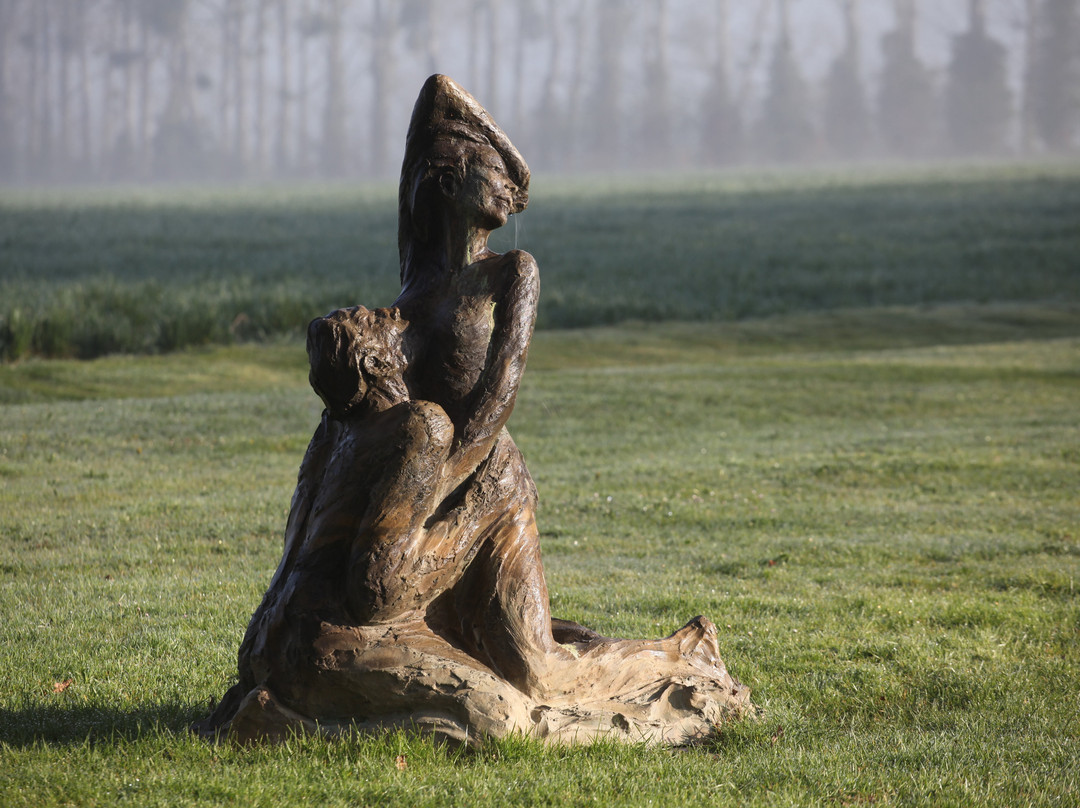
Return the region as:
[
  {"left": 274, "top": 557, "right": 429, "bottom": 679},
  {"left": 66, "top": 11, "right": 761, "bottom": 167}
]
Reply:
[
  {"left": 404, "top": 215, "right": 494, "bottom": 292},
  {"left": 453, "top": 223, "right": 494, "bottom": 268}
]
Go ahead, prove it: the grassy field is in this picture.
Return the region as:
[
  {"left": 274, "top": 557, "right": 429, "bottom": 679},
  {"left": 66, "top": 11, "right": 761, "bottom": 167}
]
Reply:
[
  {"left": 1, "top": 164, "right": 1079, "bottom": 805},
  {"left": 2, "top": 161, "right": 1079, "bottom": 359},
  {"left": 1, "top": 302, "right": 1078, "bottom": 806}
]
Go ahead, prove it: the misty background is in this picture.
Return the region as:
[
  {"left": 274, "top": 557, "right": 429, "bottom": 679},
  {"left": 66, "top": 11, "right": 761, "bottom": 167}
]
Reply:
[{"left": 0, "top": 0, "right": 1077, "bottom": 185}]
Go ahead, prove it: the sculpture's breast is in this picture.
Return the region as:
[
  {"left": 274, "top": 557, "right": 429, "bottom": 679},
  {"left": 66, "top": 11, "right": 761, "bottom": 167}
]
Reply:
[{"left": 420, "top": 291, "right": 496, "bottom": 417}]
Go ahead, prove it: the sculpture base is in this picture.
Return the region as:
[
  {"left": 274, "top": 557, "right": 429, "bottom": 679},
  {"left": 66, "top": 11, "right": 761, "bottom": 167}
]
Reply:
[{"left": 194, "top": 615, "right": 753, "bottom": 747}]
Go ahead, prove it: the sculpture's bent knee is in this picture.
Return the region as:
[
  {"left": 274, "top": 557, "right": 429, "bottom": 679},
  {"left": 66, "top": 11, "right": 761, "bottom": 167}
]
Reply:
[{"left": 396, "top": 399, "right": 454, "bottom": 462}]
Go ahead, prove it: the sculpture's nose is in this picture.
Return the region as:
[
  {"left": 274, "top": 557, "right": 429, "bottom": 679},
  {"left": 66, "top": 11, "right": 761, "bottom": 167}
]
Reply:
[{"left": 505, "top": 178, "right": 524, "bottom": 211}]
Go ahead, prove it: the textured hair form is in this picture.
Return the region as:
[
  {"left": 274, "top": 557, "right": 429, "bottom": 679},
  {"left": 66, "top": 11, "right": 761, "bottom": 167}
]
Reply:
[{"left": 398, "top": 75, "right": 530, "bottom": 284}]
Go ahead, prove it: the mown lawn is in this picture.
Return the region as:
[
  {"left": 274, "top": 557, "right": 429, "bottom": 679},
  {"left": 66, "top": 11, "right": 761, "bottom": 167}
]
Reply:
[{"left": 1, "top": 304, "right": 1077, "bottom": 807}]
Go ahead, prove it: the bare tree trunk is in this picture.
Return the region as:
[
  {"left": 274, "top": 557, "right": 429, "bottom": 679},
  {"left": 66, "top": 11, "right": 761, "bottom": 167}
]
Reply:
[
  {"left": 468, "top": 0, "right": 479, "bottom": 91},
  {"left": 232, "top": 0, "right": 247, "bottom": 171},
  {"left": 541, "top": 0, "right": 563, "bottom": 109},
  {"left": 77, "top": 0, "right": 92, "bottom": 172},
  {"left": 424, "top": 1, "right": 440, "bottom": 74},
  {"left": 22, "top": 0, "right": 38, "bottom": 174},
  {"left": 322, "top": 0, "right": 346, "bottom": 176},
  {"left": 847, "top": 0, "right": 861, "bottom": 63},
  {"left": 138, "top": 6, "right": 150, "bottom": 178},
  {"left": 512, "top": 0, "right": 526, "bottom": 136},
  {"left": 176, "top": 12, "right": 193, "bottom": 119},
  {"left": 699, "top": 0, "right": 743, "bottom": 165},
  {"left": 254, "top": 0, "right": 268, "bottom": 175},
  {"left": 640, "top": 0, "right": 671, "bottom": 166},
  {"left": 38, "top": 0, "right": 53, "bottom": 175},
  {"left": 219, "top": 0, "right": 232, "bottom": 160},
  {"left": 735, "top": 0, "right": 770, "bottom": 109},
  {"left": 756, "top": 0, "right": 818, "bottom": 162},
  {"left": 0, "top": 0, "right": 16, "bottom": 179},
  {"left": 487, "top": 0, "right": 501, "bottom": 110},
  {"left": 1020, "top": 0, "right": 1038, "bottom": 153},
  {"left": 823, "top": 0, "right": 871, "bottom": 158},
  {"left": 566, "top": 0, "right": 587, "bottom": 167},
  {"left": 370, "top": 0, "right": 396, "bottom": 176},
  {"left": 969, "top": 0, "right": 986, "bottom": 30},
  {"left": 57, "top": 0, "right": 72, "bottom": 173},
  {"left": 533, "top": 0, "right": 563, "bottom": 168},
  {"left": 275, "top": 0, "right": 291, "bottom": 175},
  {"left": 100, "top": 6, "right": 118, "bottom": 176},
  {"left": 589, "top": 0, "right": 628, "bottom": 169},
  {"left": 157, "top": 4, "right": 197, "bottom": 179},
  {"left": 717, "top": 0, "right": 729, "bottom": 77},
  {"left": 121, "top": 0, "right": 135, "bottom": 171},
  {"left": 296, "top": 0, "right": 310, "bottom": 174}
]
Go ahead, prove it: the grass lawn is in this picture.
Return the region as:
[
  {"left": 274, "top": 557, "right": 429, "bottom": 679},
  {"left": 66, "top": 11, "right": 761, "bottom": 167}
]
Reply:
[{"left": 1, "top": 304, "right": 1078, "bottom": 806}]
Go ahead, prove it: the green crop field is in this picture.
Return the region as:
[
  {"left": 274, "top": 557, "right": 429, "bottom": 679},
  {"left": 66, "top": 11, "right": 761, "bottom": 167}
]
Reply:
[
  {"left": 1, "top": 164, "right": 1079, "bottom": 806},
  {"left": 3, "top": 161, "right": 1079, "bottom": 360}
]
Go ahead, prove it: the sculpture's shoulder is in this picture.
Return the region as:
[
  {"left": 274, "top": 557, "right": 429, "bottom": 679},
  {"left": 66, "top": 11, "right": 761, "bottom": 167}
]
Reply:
[
  {"left": 501, "top": 249, "right": 538, "bottom": 281},
  {"left": 475, "top": 249, "right": 538, "bottom": 300},
  {"left": 503, "top": 251, "right": 539, "bottom": 312}
]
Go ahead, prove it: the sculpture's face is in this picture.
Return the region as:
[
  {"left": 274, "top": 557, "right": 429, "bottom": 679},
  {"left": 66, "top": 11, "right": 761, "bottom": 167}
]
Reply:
[{"left": 452, "top": 144, "right": 518, "bottom": 230}]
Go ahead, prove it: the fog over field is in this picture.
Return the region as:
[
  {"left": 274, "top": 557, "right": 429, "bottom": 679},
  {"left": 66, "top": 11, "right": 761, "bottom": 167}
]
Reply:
[{"left": 0, "top": 0, "right": 1077, "bottom": 185}]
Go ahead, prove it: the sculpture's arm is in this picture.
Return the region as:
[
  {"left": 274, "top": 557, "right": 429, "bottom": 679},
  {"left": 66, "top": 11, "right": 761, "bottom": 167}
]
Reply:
[{"left": 444, "top": 250, "right": 539, "bottom": 480}]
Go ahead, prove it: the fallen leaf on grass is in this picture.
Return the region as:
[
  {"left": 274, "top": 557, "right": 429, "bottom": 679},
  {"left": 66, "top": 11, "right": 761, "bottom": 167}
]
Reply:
[
  {"left": 770, "top": 725, "right": 784, "bottom": 745},
  {"left": 395, "top": 754, "right": 407, "bottom": 771},
  {"left": 52, "top": 679, "right": 74, "bottom": 694}
]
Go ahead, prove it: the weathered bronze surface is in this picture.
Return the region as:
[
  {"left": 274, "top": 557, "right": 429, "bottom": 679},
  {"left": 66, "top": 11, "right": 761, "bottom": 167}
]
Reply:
[{"left": 195, "top": 75, "right": 751, "bottom": 746}]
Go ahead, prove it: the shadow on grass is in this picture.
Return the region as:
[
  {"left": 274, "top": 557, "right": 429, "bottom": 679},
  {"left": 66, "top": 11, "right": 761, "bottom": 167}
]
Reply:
[{"left": 0, "top": 701, "right": 208, "bottom": 747}]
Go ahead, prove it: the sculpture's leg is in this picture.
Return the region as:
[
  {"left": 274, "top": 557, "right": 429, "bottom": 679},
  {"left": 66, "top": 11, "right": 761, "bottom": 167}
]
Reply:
[
  {"left": 453, "top": 502, "right": 561, "bottom": 695},
  {"left": 451, "top": 494, "right": 749, "bottom": 729},
  {"left": 440, "top": 434, "right": 733, "bottom": 701},
  {"left": 343, "top": 400, "right": 455, "bottom": 623}
]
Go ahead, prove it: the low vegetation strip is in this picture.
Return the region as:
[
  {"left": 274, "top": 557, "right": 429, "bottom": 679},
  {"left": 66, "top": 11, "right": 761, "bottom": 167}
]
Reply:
[
  {"left": 1, "top": 312, "right": 1077, "bottom": 805},
  {"left": 2, "top": 162, "right": 1079, "bottom": 360}
]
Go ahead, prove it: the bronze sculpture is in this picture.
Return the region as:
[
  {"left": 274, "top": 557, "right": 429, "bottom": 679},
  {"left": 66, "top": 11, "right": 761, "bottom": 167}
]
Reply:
[{"left": 195, "top": 75, "right": 751, "bottom": 745}]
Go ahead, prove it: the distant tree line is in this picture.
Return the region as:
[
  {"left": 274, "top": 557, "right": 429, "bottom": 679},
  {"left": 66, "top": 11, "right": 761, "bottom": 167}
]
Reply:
[{"left": 0, "top": 0, "right": 1077, "bottom": 184}]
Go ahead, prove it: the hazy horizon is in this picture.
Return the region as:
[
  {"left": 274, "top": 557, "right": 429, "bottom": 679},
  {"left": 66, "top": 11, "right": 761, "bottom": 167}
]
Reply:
[{"left": 0, "top": 0, "right": 1076, "bottom": 186}]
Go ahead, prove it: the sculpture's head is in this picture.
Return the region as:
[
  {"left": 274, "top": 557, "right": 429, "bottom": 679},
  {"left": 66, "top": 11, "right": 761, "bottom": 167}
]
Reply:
[
  {"left": 308, "top": 306, "right": 410, "bottom": 419},
  {"left": 398, "top": 74, "right": 530, "bottom": 281}
]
